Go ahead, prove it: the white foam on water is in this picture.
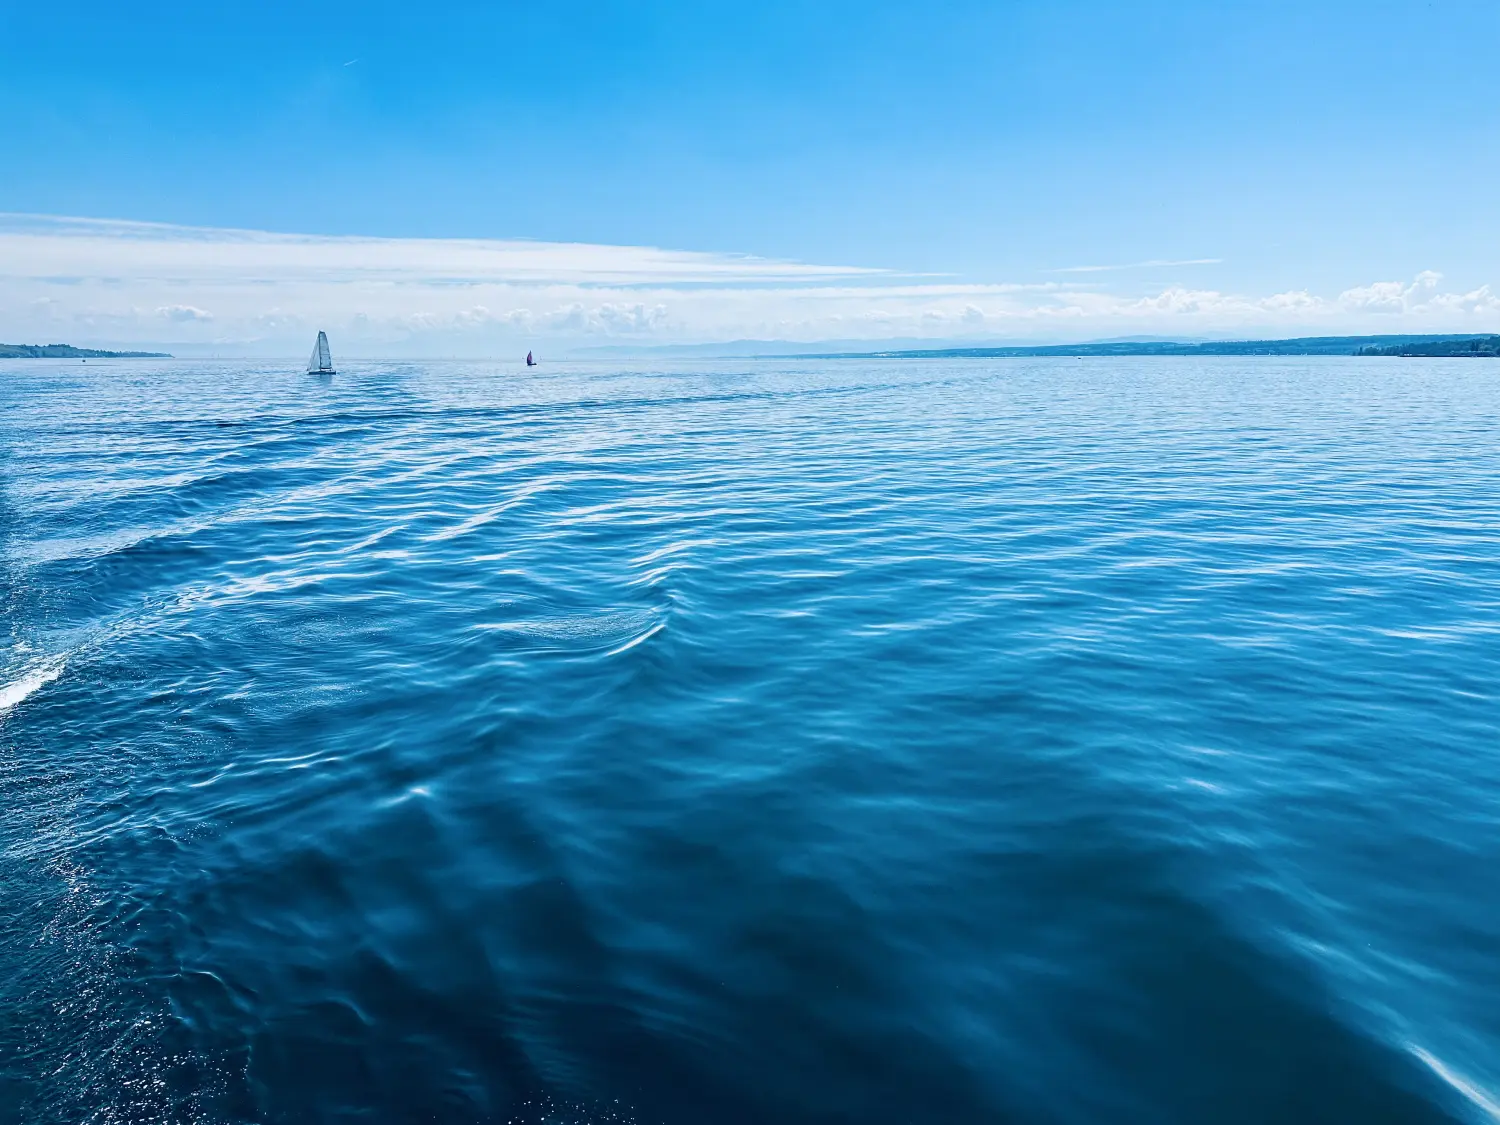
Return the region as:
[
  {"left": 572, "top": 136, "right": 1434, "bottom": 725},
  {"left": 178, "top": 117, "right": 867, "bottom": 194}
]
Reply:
[
  {"left": 1410, "top": 1044, "right": 1500, "bottom": 1121},
  {"left": 0, "top": 656, "right": 66, "bottom": 715}
]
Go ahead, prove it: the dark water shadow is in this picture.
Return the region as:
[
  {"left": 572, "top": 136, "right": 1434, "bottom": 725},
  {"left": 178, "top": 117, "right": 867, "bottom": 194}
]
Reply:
[{"left": 130, "top": 784, "right": 1467, "bottom": 1125}]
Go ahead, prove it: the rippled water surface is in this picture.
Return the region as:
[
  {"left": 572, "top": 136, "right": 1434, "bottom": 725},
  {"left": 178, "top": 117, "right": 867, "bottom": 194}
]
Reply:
[{"left": 3, "top": 357, "right": 1499, "bottom": 1124}]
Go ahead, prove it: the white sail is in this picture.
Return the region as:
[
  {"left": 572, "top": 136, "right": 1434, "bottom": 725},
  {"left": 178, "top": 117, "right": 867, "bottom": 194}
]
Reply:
[{"left": 307, "top": 331, "right": 334, "bottom": 374}]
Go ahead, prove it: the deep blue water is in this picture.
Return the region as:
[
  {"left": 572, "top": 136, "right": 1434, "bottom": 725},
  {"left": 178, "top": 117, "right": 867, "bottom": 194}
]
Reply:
[{"left": 2, "top": 357, "right": 1498, "bottom": 1125}]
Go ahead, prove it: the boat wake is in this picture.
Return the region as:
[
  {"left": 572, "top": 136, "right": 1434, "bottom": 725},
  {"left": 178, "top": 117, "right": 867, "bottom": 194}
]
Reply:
[
  {"left": 0, "top": 654, "right": 66, "bottom": 715},
  {"left": 1409, "top": 1045, "right": 1500, "bottom": 1122}
]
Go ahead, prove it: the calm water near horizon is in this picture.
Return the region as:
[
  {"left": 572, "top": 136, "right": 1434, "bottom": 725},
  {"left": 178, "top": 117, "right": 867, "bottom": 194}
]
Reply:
[{"left": 2, "top": 356, "right": 1498, "bottom": 1124}]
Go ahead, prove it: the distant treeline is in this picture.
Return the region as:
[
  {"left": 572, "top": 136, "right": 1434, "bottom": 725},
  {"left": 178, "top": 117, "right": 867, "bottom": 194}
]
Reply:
[
  {"left": 0, "top": 343, "right": 172, "bottom": 358},
  {"left": 1356, "top": 336, "right": 1500, "bottom": 357},
  {"left": 797, "top": 334, "right": 1500, "bottom": 360}
]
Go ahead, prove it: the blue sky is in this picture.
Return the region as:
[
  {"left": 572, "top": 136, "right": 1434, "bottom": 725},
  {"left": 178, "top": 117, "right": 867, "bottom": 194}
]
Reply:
[{"left": 3, "top": 1, "right": 1498, "bottom": 352}]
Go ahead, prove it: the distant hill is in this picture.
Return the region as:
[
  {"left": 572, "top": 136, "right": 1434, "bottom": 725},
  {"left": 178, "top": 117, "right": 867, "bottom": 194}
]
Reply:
[
  {"left": 0, "top": 343, "right": 172, "bottom": 359},
  {"left": 1356, "top": 336, "right": 1500, "bottom": 357},
  {"left": 791, "top": 334, "right": 1498, "bottom": 360}
]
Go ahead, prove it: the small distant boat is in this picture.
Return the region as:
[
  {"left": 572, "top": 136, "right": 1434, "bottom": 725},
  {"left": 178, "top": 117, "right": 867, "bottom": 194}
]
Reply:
[
  {"left": 526, "top": 351, "right": 536, "bottom": 367},
  {"left": 307, "top": 331, "right": 335, "bottom": 375}
]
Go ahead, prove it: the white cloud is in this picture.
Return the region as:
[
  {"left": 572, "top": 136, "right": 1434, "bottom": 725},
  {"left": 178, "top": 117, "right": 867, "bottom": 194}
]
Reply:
[
  {"left": 0, "top": 212, "right": 876, "bottom": 286},
  {"left": 156, "top": 304, "right": 213, "bottom": 322},
  {"left": 1258, "top": 290, "right": 1320, "bottom": 311},
  {"left": 0, "top": 214, "right": 1495, "bottom": 354},
  {"left": 1338, "top": 270, "right": 1443, "bottom": 313},
  {"left": 1427, "top": 284, "right": 1500, "bottom": 313}
]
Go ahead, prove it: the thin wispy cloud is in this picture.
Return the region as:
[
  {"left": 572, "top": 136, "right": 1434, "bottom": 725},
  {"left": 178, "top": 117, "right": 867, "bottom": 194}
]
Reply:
[
  {"left": 0, "top": 215, "right": 1494, "bottom": 354},
  {"left": 1051, "top": 258, "right": 1224, "bottom": 274},
  {"left": 0, "top": 214, "right": 886, "bottom": 286}
]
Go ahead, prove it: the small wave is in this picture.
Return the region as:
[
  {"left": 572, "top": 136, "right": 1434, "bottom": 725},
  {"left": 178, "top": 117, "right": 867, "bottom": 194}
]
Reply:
[
  {"left": 0, "top": 656, "right": 66, "bottom": 715},
  {"left": 475, "top": 609, "right": 664, "bottom": 652}
]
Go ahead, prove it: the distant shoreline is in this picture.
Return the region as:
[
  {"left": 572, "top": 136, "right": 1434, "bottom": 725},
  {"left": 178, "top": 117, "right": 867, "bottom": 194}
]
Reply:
[
  {"left": 0, "top": 343, "right": 173, "bottom": 359},
  {"left": 3, "top": 334, "right": 1496, "bottom": 363},
  {"left": 782, "top": 334, "right": 1500, "bottom": 360}
]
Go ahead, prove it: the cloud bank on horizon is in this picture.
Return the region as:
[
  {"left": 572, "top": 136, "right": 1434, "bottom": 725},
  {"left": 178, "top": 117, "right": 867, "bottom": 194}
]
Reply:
[{"left": 3, "top": 214, "right": 1497, "bottom": 355}]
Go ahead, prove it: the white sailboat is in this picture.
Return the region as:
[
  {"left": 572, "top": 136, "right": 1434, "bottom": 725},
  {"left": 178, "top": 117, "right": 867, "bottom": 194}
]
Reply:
[{"left": 307, "top": 331, "right": 335, "bottom": 375}]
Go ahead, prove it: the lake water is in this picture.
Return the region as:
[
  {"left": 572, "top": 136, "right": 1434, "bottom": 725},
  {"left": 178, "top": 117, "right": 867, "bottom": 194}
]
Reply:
[{"left": 2, "top": 357, "right": 1498, "bottom": 1125}]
